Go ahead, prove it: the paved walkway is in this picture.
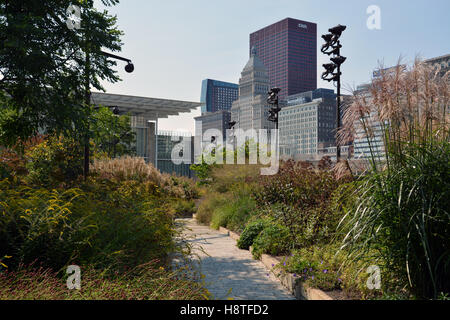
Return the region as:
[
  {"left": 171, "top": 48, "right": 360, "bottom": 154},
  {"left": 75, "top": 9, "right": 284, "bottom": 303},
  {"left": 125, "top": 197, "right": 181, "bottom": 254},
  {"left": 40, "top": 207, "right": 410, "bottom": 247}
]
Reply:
[{"left": 176, "top": 219, "right": 295, "bottom": 300}]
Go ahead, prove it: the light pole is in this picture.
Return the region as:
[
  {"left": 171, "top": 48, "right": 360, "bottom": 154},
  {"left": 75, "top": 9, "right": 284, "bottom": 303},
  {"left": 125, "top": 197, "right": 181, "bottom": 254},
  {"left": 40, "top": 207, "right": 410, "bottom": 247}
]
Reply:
[
  {"left": 83, "top": 52, "right": 134, "bottom": 179},
  {"left": 267, "top": 87, "right": 281, "bottom": 129},
  {"left": 267, "top": 88, "right": 281, "bottom": 162},
  {"left": 321, "top": 24, "right": 347, "bottom": 162}
]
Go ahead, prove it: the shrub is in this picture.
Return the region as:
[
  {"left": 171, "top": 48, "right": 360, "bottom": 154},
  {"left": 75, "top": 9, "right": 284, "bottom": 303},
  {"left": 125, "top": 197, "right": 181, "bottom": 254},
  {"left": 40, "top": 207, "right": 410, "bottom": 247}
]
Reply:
[
  {"left": 210, "top": 185, "right": 256, "bottom": 232},
  {"left": 237, "top": 219, "right": 270, "bottom": 250},
  {"left": 0, "top": 177, "right": 176, "bottom": 272},
  {"left": 25, "top": 135, "right": 83, "bottom": 186},
  {"left": 251, "top": 222, "right": 290, "bottom": 259},
  {"left": 253, "top": 160, "right": 341, "bottom": 248},
  {"left": 91, "top": 157, "right": 198, "bottom": 199},
  {"left": 173, "top": 199, "right": 196, "bottom": 218},
  {"left": 195, "top": 192, "right": 228, "bottom": 225},
  {"left": 91, "top": 156, "right": 162, "bottom": 183},
  {"left": 210, "top": 165, "right": 261, "bottom": 193}
]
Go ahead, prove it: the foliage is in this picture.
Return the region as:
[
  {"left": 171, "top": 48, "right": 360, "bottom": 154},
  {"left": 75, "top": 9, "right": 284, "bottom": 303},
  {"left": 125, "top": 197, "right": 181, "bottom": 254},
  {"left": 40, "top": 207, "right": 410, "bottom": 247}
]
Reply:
[
  {"left": 237, "top": 218, "right": 270, "bottom": 250},
  {"left": 251, "top": 222, "right": 290, "bottom": 259},
  {"left": 253, "top": 160, "right": 341, "bottom": 248},
  {"left": 210, "top": 185, "right": 257, "bottom": 233},
  {"left": 173, "top": 199, "right": 196, "bottom": 218},
  {"left": 91, "top": 157, "right": 198, "bottom": 199},
  {"left": 24, "top": 135, "right": 84, "bottom": 186},
  {"left": 338, "top": 59, "right": 450, "bottom": 299},
  {"left": 195, "top": 192, "right": 228, "bottom": 225},
  {"left": 0, "top": 136, "right": 45, "bottom": 179},
  {"left": 190, "top": 160, "right": 214, "bottom": 185},
  {"left": 0, "top": 0, "right": 123, "bottom": 145},
  {"left": 0, "top": 261, "right": 208, "bottom": 300},
  {"left": 91, "top": 107, "right": 136, "bottom": 158},
  {"left": 0, "top": 177, "right": 177, "bottom": 272},
  {"left": 210, "top": 164, "right": 261, "bottom": 193}
]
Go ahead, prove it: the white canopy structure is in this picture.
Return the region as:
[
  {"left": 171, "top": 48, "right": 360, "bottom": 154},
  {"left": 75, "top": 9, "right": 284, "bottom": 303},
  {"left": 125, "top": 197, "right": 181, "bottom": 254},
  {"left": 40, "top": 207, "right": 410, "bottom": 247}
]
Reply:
[
  {"left": 90, "top": 92, "right": 199, "bottom": 171},
  {"left": 91, "top": 92, "right": 200, "bottom": 120}
]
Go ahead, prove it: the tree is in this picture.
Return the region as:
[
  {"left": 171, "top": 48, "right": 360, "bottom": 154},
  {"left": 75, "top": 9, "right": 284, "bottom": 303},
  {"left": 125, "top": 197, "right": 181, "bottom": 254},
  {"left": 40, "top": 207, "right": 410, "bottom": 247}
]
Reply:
[
  {"left": 0, "top": 0, "right": 123, "bottom": 146},
  {"left": 91, "top": 106, "right": 136, "bottom": 158}
]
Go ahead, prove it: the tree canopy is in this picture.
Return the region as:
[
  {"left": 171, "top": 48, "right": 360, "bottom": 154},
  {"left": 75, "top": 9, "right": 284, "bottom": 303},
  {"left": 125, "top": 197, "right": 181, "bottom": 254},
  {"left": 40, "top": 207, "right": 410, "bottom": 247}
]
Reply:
[{"left": 0, "top": 0, "right": 123, "bottom": 146}]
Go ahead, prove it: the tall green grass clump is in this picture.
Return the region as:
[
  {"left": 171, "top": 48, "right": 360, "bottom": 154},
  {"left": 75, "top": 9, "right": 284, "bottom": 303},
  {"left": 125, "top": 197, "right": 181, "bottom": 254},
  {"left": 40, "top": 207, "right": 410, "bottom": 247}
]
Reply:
[{"left": 338, "top": 58, "right": 450, "bottom": 298}]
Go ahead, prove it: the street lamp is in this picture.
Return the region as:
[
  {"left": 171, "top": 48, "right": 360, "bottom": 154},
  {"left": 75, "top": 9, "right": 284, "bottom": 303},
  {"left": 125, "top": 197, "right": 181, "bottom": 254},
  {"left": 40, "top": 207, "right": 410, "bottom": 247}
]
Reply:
[
  {"left": 83, "top": 51, "right": 134, "bottom": 179},
  {"left": 321, "top": 24, "right": 347, "bottom": 162},
  {"left": 267, "top": 87, "right": 281, "bottom": 129}
]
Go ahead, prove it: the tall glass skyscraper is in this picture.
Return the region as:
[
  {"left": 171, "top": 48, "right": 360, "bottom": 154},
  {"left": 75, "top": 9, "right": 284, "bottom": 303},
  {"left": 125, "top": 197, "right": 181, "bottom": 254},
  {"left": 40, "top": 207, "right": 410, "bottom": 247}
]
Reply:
[
  {"left": 200, "top": 79, "right": 239, "bottom": 114},
  {"left": 249, "top": 17, "right": 317, "bottom": 100}
]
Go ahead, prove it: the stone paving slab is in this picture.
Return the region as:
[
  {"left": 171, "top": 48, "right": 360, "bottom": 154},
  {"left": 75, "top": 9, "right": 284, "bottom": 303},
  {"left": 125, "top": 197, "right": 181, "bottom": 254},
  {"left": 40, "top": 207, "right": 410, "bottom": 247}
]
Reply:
[{"left": 178, "top": 219, "right": 295, "bottom": 300}]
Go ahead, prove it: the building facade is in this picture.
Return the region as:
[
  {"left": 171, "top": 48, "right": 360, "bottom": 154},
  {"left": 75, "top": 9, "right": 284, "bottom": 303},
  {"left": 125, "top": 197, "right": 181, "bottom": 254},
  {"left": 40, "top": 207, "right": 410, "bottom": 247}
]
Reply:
[
  {"left": 194, "top": 110, "right": 231, "bottom": 142},
  {"left": 425, "top": 53, "right": 450, "bottom": 78},
  {"left": 231, "top": 47, "right": 275, "bottom": 132},
  {"left": 200, "top": 79, "right": 239, "bottom": 114},
  {"left": 279, "top": 89, "right": 337, "bottom": 160},
  {"left": 156, "top": 131, "right": 194, "bottom": 178},
  {"left": 249, "top": 17, "right": 317, "bottom": 101},
  {"left": 351, "top": 83, "right": 386, "bottom": 161}
]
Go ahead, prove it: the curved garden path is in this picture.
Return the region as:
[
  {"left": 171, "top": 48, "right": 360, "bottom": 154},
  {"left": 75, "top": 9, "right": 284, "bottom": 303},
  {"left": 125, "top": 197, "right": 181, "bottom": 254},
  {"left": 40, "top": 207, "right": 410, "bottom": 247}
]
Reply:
[{"left": 176, "top": 218, "right": 295, "bottom": 300}]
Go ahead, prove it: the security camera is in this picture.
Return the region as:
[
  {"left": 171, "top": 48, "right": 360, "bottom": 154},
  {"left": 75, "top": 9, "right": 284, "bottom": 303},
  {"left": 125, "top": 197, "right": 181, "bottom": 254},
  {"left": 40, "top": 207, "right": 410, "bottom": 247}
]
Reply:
[
  {"left": 323, "top": 63, "right": 337, "bottom": 72},
  {"left": 331, "top": 56, "right": 347, "bottom": 65},
  {"left": 321, "top": 33, "right": 334, "bottom": 42},
  {"left": 328, "top": 25, "right": 347, "bottom": 37}
]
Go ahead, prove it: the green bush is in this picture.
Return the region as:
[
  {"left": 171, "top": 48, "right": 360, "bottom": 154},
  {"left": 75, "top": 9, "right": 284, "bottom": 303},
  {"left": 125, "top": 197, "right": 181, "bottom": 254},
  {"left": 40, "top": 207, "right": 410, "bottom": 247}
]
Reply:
[
  {"left": 210, "top": 186, "right": 256, "bottom": 232},
  {"left": 173, "top": 199, "right": 196, "bottom": 218},
  {"left": 251, "top": 222, "right": 290, "bottom": 259},
  {"left": 253, "top": 160, "right": 341, "bottom": 248},
  {"left": 0, "top": 177, "right": 176, "bottom": 272},
  {"left": 237, "top": 219, "right": 269, "bottom": 250},
  {"left": 25, "top": 135, "right": 84, "bottom": 186},
  {"left": 195, "top": 192, "right": 228, "bottom": 225},
  {"left": 340, "top": 140, "right": 450, "bottom": 298}
]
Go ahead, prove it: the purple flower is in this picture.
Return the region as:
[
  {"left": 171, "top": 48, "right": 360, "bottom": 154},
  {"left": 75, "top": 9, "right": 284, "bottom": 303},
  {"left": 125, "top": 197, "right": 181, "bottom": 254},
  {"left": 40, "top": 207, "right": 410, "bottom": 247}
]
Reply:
[
  {"left": 293, "top": 274, "right": 297, "bottom": 277},
  {"left": 311, "top": 276, "right": 315, "bottom": 280},
  {"left": 309, "top": 268, "right": 313, "bottom": 272},
  {"left": 271, "top": 264, "right": 274, "bottom": 267},
  {"left": 338, "top": 278, "right": 342, "bottom": 282},
  {"left": 323, "top": 269, "right": 328, "bottom": 273}
]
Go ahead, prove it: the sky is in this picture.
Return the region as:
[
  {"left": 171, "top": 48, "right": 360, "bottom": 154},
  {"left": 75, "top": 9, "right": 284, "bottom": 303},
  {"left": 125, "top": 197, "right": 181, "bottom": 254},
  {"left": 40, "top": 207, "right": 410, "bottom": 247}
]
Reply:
[{"left": 94, "top": 0, "right": 450, "bottom": 134}]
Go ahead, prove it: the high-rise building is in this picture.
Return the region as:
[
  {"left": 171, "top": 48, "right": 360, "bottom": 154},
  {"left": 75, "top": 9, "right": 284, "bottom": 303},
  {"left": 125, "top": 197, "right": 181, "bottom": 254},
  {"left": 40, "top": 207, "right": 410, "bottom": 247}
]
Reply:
[
  {"left": 279, "top": 88, "right": 337, "bottom": 160},
  {"left": 231, "top": 47, "right": 275, "bottom": 131},
  {"left": 249, "top": 17, "right": 317, "bottom": 100},
  {"left": 200, "top": 79, "right": 239, "bottom": 114}
]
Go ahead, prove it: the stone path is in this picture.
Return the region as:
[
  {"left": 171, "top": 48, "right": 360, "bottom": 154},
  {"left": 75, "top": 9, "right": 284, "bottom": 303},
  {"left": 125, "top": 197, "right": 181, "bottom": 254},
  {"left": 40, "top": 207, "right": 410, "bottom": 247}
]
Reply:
[{"left": 176, "top": 219, "right": 295, "bottom": 300}]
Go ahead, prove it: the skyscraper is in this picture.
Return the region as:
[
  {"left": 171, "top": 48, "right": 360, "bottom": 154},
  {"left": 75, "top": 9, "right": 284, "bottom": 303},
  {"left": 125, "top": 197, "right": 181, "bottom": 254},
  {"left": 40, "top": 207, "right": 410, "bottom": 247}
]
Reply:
[
  {"left": 250, "top": 17, "right": 317, "bottom": 100},
  {"left": 231, "top": 47, "right": 274, "bottom": 131},
  {"left": 200, "top": 79, "right": 239, "bottom": 114},
  {"left": 279, "top": 88, "right": 337, "bottom": 160}
]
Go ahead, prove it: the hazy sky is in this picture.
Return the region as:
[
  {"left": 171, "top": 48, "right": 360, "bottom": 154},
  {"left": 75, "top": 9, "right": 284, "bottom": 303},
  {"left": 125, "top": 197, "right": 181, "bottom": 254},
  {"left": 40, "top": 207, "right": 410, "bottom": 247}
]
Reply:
[{"left": 95, "top": 0, "right": 450, "bottom": 134}]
